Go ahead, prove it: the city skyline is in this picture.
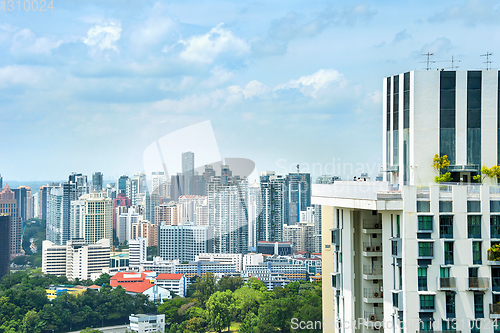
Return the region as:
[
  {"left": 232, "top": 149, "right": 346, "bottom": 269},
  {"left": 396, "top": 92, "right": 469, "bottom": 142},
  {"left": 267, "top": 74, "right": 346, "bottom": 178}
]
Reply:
[{"left": 3, "top": 0, "right": 500, "bottom": 181}]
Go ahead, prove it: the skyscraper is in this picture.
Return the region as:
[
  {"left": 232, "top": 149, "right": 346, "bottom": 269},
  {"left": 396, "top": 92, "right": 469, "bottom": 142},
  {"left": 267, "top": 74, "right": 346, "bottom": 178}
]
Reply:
[
  {"left": 158, "top": 224, "right": 213, "bottom": 262},
  {"left": 0, "top": 184, "right": 21, "bottom": 256},
  {"left": 92, "top": 172, "right": 103, "bottom": 192},
  {"left": 113, "top": 192, "right": 131, "bottom": 229},
  {"left": 13, "top": 186, "right": 33, "bottom": 222},
  {"left": 117, "top": 175, "right": 129, "bottom": 195},
  {"left": 0, "top": 215, "right": 11, "bottom": 277},
  {"left": 151, "top": 171, "right": 166, "bottom": 194},
  {"left": 287, "top": 173, "right": 311, "bottom": 225},
  {"left": 182, "top": 151, "right": 195, "bottom": 177},
  {"left": 145, "top": 191, "right": 160, "bottom": 224},
  {"left": 257, "top": 172, "right": 288, "bottom": 243},
  {"left": 38, "top": 185, "right": 51, "bottom": 220}
]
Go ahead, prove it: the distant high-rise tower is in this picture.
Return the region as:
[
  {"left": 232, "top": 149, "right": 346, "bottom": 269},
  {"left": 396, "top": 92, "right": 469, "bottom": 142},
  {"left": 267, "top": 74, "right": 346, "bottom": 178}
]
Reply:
[
  {"left": 257, "top": 172, "right": 288, "bottom": 242},
  {"left": 112, "top": 192, "right": 131, "bottom": 229},
  {"left": 0, "top": 174, "right": 3, "bottom": 190},
  {"left": 134, "top": 172, "right": 148, "bottom": 194},
  {"left": 92, "top": 172, "right": 103, "bottom": 192},
  {"left": 0, "top": 215, "right": 10, "bottom": 277},
  {"left": 38, "top": 185, "right": 51, "bottom": 220},
  {"left": 70, "top": 192, "right": 113, "bottom": 245},
  {"left": 182, "top": 151, "right": 195, "bottom": 177},
  {"left": 13, "top": 186, "right": 33, "bottom": 222},
  {"left": 1, "top": 185, "right": 21, "bottom": 256},
  {"left": 117, "top": 175, "right": 129, "bottom": 195},
  {"left": 151, "top": 171, "right": 166, "bottom": 194},
  {"left": 287, "top": 173, "right": 311, "bottom": 225}
]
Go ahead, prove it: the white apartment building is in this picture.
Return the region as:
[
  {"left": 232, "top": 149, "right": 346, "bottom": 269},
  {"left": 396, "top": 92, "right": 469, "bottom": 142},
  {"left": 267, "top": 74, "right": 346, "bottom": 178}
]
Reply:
[
  {"left": 117, "top": 207, "right": 142, "bottom": 244},
  {"left": 243, "top": 253, "right": 264, "bottom": 270},
  {"left": 137, "top": 257, "right": 178, "bottom": 274},
  {"left": 195, "top": 253, "right": 243, "bottom": 271},
  {"left": 129, "top": 314, "right": 165, "bottom": 333},
  {"left": 179, "top": 195, "right": 207, "bottom": 226},
  {"left": 129, "top": 237, "right": 147, "bottom": 268},
  {"left": 158, "top": 224, "right": 213, "bottom": 262},
  {"left": 42, "top": 238, "right": 110, "bottom": 280},
  {"left": 155, "top": 273, "right": 186, "bottom": 297},
  {"left": 316, "top": 70, "right": 500, "bottom": 333}
]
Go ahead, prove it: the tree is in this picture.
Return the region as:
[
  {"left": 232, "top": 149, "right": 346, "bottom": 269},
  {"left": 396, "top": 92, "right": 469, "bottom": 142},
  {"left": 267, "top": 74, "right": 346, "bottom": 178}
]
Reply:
[
  {"left": 432, "top": 154, "right": 452, "bottom": 183},
  {"left": 217, "top": 276, "right": 244, "bottom": 292},
  {"left": 80, "top": 328, "right": 104, "bottom": 333},
  {"left": 473, "top": 165, "right": 500, "bottom": 183},
  {"left": 206, "top": 290, "right": 233, "bottom": 333},
  {"left": 94, "top": 273, "right": 111, "bottom": 286},
  {"left": 238, "top": 312, "right": 260, "bottom": 333},
  {"left": 193, "top": 273, "right": 216, "bottom": 308}
]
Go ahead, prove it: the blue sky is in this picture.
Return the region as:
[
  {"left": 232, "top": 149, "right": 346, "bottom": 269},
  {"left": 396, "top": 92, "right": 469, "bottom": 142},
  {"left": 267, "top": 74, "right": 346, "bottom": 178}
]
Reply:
[{"left": 1, "top": 0, "right": 500, "bottom": 182}]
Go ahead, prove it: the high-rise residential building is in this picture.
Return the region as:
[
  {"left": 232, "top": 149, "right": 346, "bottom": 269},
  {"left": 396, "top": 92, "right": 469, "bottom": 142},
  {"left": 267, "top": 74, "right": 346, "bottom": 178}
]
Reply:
[
  {"left": 131, "top": 219, "right": 158, "bottom": 247},
  {"left": 134, "top": 172, "right": 148, "bottom": 194},
  {"left": 283, "top": 221, "right": 314, "bottom": 253},
  {"left": 117, "top": 206, "right": 142, "bottom": 244},
  {"left": 126, "top": 177, "right": 140, "bottom": 205},
  {"left": 155, "top": 202, "right": 181, "bottom": 226},
  {"left": 317, "top": 70, "right": 500, "bottom": 333},
  {"left": 42, "top": 238, "right": 110, "bottom": 280},
  {"left": 14, "top": 186, "right": 33, "bottom": 222},
  {"left": 248, "top": 181, "right": 260, "bottom": 250},
  {"left": 312, "top": 204, "right": 322, "bottom": 253},
  {"left": 69, "top": 192, "right": 113, "bottom": 246},
  {"left": 179, "top": 195, "right": 207, "bottom": 226},
  {"left": 92, "top": 172, "right": 103, "bottom": 192},
  {"left": 117, "top": 175, "right": 129, "bottom": 195},
  {"left": 107, "top": 183, "right": 117, "bottom": 200},
  {"left": 158, "top": 224, "right": 213, "bottom": 262},
  {"left": 0, "top": 215, "right": 10, "bottom": 277},
  {"left": 33, "top": 192, "right": 39, "bottom": 219},
  {"left": 151, "top": 171, "right": 166, "bottom": 194},
  {"left": 257, "top": 172, "right": 288, "bottom": 243},
  {"left": 0, "top": 174, "right": 2, "bottom": 189},
  {"left": 113, "top": 192, "right": 131, "bottom": 229},
  {"left": 196, "top": 205, "right": 208, "bottom": 226},
  {"left": 129, "top": 237, "right": 147, "bottom": 267},
  {"left": 207, "top": 165, "right": 249, "bottom": 254},
  {"left": 287, "top": 173, "right": 311, "bottom": 225},
  {"left": 1, "top": 184, "right": 21, "bottom": 256},
  {"left": 38, "top": 185, "right": 51, "bottom": 220},
  {"left": 182, "top": 151, "right": 195, "bottom": 177}
]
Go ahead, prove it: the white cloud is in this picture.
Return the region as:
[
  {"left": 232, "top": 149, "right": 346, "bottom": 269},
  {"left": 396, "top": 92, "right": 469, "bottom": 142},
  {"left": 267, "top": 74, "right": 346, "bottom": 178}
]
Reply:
[
  {"left": 175, "top": 23, "right": 249, "bottom": 64},
  {"left": 228, "top": 80, "right": 271, "bottom": 99},
  {"left": 83, "top": 20, "right": 122, "bottom": 53},
  {"left": 131, "top": 2, "right": 175, "bottom": 50},
  {"left": 202, "top": 67, "right": 237, "bottom": 88},
  {"left": 275, "top": 68, "right": 347, "bottom": 98},
  {"left": 0, "top": 65, "right": 49, "bottom": 88},
  {"left": 10, "top": 28, "right": 63, "bottom": 55}
]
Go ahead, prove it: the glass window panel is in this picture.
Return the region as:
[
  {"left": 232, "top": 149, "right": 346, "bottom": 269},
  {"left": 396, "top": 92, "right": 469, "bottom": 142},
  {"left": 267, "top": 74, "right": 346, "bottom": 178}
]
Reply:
[
  {"left": 440, "top": 90, "right": 456, "bottom": 110},
  {"left": 417, "top": 201, "right": 431, "bottom": 213},
  {"left": 468, "top": 201, "right": 481, "bottom": 213}
]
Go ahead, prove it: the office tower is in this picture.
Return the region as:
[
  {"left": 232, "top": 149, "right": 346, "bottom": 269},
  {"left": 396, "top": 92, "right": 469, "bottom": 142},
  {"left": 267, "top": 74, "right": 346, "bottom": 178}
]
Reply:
[
  {"left": 117, "top": 175, "right": 129, "bottom": 195},
  {"left": 0, "top": 184, "right": 21, "bottom": 256},
  {"left": 39, "top": 185, "right": 49, "bottom": 220},
  {"left": 247, "top": 181, "right": 261, "bottom": 250},
  {"left": 126, "top": 177, "right": 140, "bottom": 205},
  {"left": 0, "top": 215, "right": 10, "bottom": 277},
  {"left": 151, "top": 171, "right": 166, "bottom": 194},
  {"left": 207, "top": 165, "right": 249, "bottom": 254},
  {"left": 69, "top": 173, "right": 90, "bottom": 198},
  {"left": 134, "top": 172, "right": 148, "bottom": 194},
  {"left": 42, "top": 238, "right": 110, "bottom": 280},
  {"left": 106, "top": 183, "right": 117, "bottom": 200},
  {"left": 158, "top": 224, "right": 213, "bottom": 262},
  {"left": 69, "top": 192, "right": 113, "bottom": 245},
  {"left": 113, "top": 192, "right": 131, "bottom": 229},
  {"left": 179, "top": 195, "right": 207, "bottom": 225},
  {"left": 182, "top": 151, "right": 195, "bottom": 177},
  {"left": 92, "top": 172, "right": 103, "bottom": 192},
  {"left": 145, "top": 191, "right": 160, "bottom": 225},
  {"left": 117, "top": 206, "right": 141, "bottom": 244},
  {"left": 155, "top": 202, "right": 181, "bottom": 226},
  {"left": 13, "top": 186, "right": 33, "bottom": 222},
  {"left": 257, "top": 172, "right": 288, "bottom": 242},
  {"left": 317, "top": 70, "right": 500, "bottom": 333},
  {"left": 129, "top": 237, "right": 147, "bottom": 267},
  {"left": 287, "top": 173, "right": 311, "bottom": 225}
]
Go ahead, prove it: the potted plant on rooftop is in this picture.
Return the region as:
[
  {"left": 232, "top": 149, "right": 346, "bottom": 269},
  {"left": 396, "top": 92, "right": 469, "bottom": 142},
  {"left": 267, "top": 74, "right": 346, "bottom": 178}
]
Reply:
[{"left": 432, "top": 154, "right": 452, "bottom": 183}]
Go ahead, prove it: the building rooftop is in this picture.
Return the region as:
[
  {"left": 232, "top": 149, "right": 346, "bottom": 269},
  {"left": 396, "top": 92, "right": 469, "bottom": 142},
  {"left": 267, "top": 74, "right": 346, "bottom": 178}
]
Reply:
[{"left": 156, "top": 273, "right": 183, "bottom": 280}]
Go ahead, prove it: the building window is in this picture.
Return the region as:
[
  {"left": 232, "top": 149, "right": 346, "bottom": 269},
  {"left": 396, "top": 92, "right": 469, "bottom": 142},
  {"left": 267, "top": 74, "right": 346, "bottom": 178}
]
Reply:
[
  {"left": 468, "top": 201, "right": 481, "bottom": 213},
  {"left": 420, "top": 295, "right": 435, "bottom": 311},
  {"left": 444, "top": 241, "right": 454, "bottom": 265},
  {"left": 417, "top": 201, "right": 431, "bottom": 213},
  {"left": 393, "top": 292, "right": 399, "bottom": 308},
  {"left": 491, "top": 216, "right": 500, "bottom": 238},
  {"left": 474, "top": 293, "right": 484, "bottom": 318},
  {"left": 396, "top": 215, "right": 400, "bottom": 238},
  {"left": 446, "top": 292, "right": 455, "bottom": 318},
  {"left": 442, "top": 320, "right": 456, "bottom": 332},
  {"left": 418, "top": 216, "right": 433, "bottom": 232},
  {"left": 473, "top": 241, "right": 482, "bottom": 265},
  {"left": 491, "top": 201, "right": 500, "bottom": 213},
  {"left": 419, "top": 320, "right": 434, "bottom": 332},
  {"left": 440, "top": 216, "right": 453, "bottom": 238},
  {"left": 439, "top": 201, "right": 453, "bottom": 213},
  {"left": 468, "top": 215, "right": 482, "bottom": 238},
  {"left": 418, "top": 267, "right": 428, "bottom": 291},
  {"left": 470, "top": 319, "right": 481, "bottom": 333},
  {"left": 419, "top": 242, "right": 433, "bottom": 257}
]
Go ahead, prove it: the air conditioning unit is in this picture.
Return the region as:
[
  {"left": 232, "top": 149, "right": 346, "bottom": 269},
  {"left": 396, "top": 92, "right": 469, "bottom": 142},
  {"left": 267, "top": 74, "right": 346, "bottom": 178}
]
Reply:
[
  {"left": 375, "top": 245, "right": 381, "bottom": 252},
  {"left": 374, "top": 223, "right": 381, "bottom": 229},
  {"left": 373, "top": 280, "right": 379, "bottom": 284},
  {"left": 373, "top": 292, "right": 380, "bottom": 297},
  {"left": 369, "top": 314, "right": 377, "bottom": 321},
  {"left": 366, "top": 246, "right": 373, "bottom": 252}
]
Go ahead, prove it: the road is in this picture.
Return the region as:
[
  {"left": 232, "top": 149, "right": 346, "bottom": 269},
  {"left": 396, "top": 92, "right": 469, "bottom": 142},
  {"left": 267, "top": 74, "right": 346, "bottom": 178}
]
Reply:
[{"left": 66, "top": 324, "right": 130, "bottom": 333}]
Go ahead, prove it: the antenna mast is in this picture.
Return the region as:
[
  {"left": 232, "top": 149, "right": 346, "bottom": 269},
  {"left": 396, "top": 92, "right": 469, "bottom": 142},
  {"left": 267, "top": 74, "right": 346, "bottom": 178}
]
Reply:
[
  {"left": 481, "top": 52, "right": 493, "bottom": 70},
  {"left": 420, "top": 52, "right": 435, "bottom": 70}
]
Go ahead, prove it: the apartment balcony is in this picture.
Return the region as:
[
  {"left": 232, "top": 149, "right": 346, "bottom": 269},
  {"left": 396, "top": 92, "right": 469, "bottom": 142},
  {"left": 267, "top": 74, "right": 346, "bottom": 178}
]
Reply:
[
  {"left": 363, "top": 288, "right": 383, "bottom": 303},
  {"left": 487, "top": 252, "right": 500, "bottom": 265},
  {"left": 437, "top": 277, "right": 457, "bottom": 291},
  {"left": 362, "top": 219, "right": 382, "bottom": 233},
  {"left": 363, "top": 309, "right": 383, "bottom": 323},
  {"left": 363, "top": 242, "right": 382, "bottom": 256},
  {"left": 417, "top": 186, "right": 430, "bottom": 199},
  {"left": 467, "top": 185, "right": 481, "bottom": 199},
  {"left": 467, "top": 277, "right": 489, "bottom": 291},
  {"left": 490, "top": 186, "right": 500, "bottom": 198},
  {"left": 362, "top": 265, "right": 383, "bottom": 280},
  {"left": 490, "top": 303, "right": 500, "bottom": 319},
  {"left": 439, "top": 185, "right": 453, "bottom": 199}
]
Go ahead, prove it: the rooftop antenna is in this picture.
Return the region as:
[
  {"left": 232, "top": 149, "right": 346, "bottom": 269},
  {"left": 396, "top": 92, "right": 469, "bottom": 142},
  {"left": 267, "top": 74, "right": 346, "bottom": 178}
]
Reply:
[
  {"left": 436, "top": 55, "right": 461, "bottom": 71},
  {"left": 420, "top": 52, "right": 435, "bottom": 70},
  {"left": 481, "top": 52, "right": 493, "bottom": 70},
  {"left": 297, "top": 164, "right": 300, "bottom": 173}
]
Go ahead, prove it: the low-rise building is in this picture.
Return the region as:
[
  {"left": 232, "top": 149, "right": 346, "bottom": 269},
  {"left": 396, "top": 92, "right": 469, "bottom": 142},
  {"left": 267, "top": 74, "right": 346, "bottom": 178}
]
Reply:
[
  {"left": 195, "top": 253, "right": 243, "bottom": 271},
  {"left": 45, "top": 285, "right": 87, "bottom": 300},
  {"left": 155, "top": 273, "right": 186, "bottom": 297},
  {"left": 174, "top": 261, "right": 238, "bottom": 283},
  {"left": 125, "top": 282, "right": 171, "bottom": 303},
  {"left": 243, "top": 262, "right": 307, "bottom": 290},
  {"left": 129, "top": 313, "right": 165, "bottom": 333},
  {"left": 243, "top": 253, "right": 264, "bottom": 270},
  {"left": 137, "top": 257, "right": 177, "bottom": 274}
]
